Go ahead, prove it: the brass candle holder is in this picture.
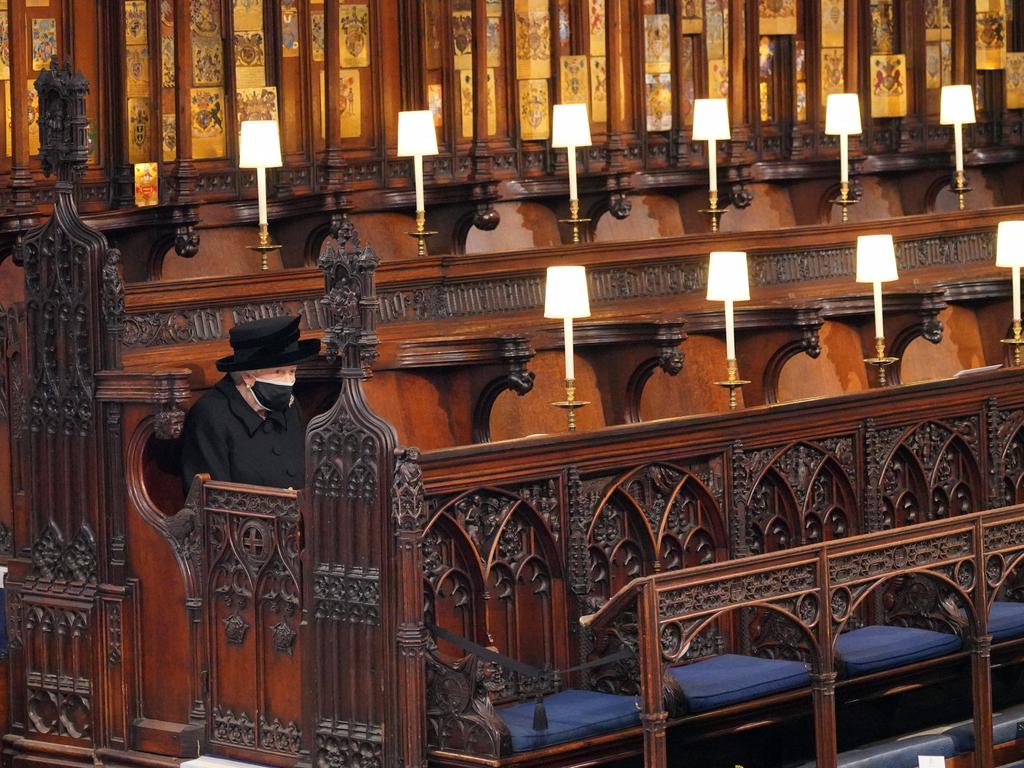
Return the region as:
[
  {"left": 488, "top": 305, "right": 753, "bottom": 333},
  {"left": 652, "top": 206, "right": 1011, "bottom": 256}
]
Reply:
[
  {"left": 829, "top": 181, "right": 859, "bottom": 223},
  {"left": 407, "top": 210, "right": 438, "bottom": 257},
  {"left": 699, "top": 190, "right": 727, "bottom": 233},
  {"left": 558, "top": 199, "right": 591, "bottom": 245},
  {"left": 247, "top": 223, "right": 281, "bottom": 272},
  {"left": 952, "top": 170, "right": 971, "bottom": 211},
  {"left": 1001, "top": 319, "right": 1024, "bottom": 367},
  {"left": 864, "top": 337, "right": 899, "bottom": 386},
  {"left": 713, "top": 359, "right": 750, "bottom": 411},
  {"left": 551, "top": 378, "right": 589, "bottom": 431}
]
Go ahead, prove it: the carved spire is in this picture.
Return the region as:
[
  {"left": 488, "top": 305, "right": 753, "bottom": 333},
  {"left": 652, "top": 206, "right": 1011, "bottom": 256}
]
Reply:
[{"left": 317, "top": 214, "right": 380, "bottom": 377}]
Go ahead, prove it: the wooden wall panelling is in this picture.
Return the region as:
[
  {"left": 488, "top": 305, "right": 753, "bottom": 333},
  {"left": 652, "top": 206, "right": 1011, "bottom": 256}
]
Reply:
[
  {"left": 819, "top": 289, "right": 947, "bottom": 387},
  {"left": 389, "top": 332, "right": 537, "bottom": 445},
  {"left": 568, "top": 319, "right": 687, "bottom": 423},
  {"left": 942, "top": 276, "right": 1017, "bottom": 365}
]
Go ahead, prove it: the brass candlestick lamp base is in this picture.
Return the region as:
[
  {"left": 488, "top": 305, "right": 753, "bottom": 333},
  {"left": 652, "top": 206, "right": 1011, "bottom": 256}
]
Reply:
[
  {"left": 829, "top": 181, "right": 859, "bottom": 223},
  {"left": 246, "top": 223, "right": 281, "bottom": 272},
  {"left": 551, "top": 378, "right": 590, "bottom": 432},
  {"left": 714, "top": 359, "right": 750, "bottom": 411},
  {"left": 558, "top": 199, "right": 591, "bottom": 245},
  {"left": 952, "top": 170, "right": 971, "bottom": 211},
  {"left": 699, "top": 190, "right": 726, "bottom": 233},
  {"left": 407, "top": 210, "right": 438, "bottom": 257},
  {"left": 1001, "top": 319, "right": 1024, "bottom": 367},
  {"left": 864, "top": 337, "right": 899, "bottom": 386}
]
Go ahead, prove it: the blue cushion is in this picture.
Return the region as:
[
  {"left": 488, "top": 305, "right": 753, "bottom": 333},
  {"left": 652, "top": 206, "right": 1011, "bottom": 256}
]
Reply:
[
  {"left": 989, "top": 601, "right": 1024, "bottom": 642},
  {"left": 836, "top": 626, "right": 961, "bottom": 677},
  {"left": 498, "top": 689, "right": 640, "bottom": 752},
  {"left": 788, "top": 732, "right": 957, "bottom": 768},
  {"left": 943, "top": 701, "right": 1024, "bottom": 753},
  {"left": 667, "top": 653, "right": 810, "bottom": 713}
]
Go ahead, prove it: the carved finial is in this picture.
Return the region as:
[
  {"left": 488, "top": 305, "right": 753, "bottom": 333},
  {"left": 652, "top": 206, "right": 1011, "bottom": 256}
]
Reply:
[
  {"left": 34, "top": 59, "right": 90, "bottom": 181},
  {"left": 318, "top": 214, "right": 380, "bottom": 375}
]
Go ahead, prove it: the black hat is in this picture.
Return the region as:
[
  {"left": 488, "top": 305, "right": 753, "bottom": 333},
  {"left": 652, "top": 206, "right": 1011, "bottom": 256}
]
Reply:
[{"left": 216, "top": 315, "right": 321, "bottom": 372}]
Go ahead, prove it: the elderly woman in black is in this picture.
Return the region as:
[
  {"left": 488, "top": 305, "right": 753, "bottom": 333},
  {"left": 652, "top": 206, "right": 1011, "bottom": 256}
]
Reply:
[{"left": 180, "top": 315, "right": 320, "bottom": 490}]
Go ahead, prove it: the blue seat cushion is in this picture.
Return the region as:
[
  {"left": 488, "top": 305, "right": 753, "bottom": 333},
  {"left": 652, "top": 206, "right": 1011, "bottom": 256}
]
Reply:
[
  {"left": 497, "top": 689, "right": 640, "bottom": 752},
  {"left": 989, "top": 601, "right": 1024, "bottom": 642},
  {"left": 943, "top": 701, "right": 1024, "bottom": 753},
  {"left": 787, "top": 731, "right": 957, "bottom": 768},
  {"left": 667, "top": 653, "right": 810, "bottom": 713},
  {"left": 836, "top": 626, "right": 961, "bottom": 677}
]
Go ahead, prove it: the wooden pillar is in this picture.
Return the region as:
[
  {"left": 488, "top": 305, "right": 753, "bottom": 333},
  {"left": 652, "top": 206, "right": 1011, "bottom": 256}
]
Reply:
[
  {"left": 324, "top": 0, "right": 346, "bottom": 192},
  {"left": 8, "top": 0, "right": 33, "bottom": 212},
  {"left": 470, "top": 0, "right": 493, "bottom": 175},
  {"left": 604, "top": 0, "right": 634, "bottom": 171},
  {"left": 392, "top": 450, "right": 428, "bottom": 768},
  {"left": 970, "top": 636, "right": 994, "bottom": 768},
  {"left": 398, "top": 0, "right": 424, "bottom": 108},
  {"left": 953, "top": 0, "right": 975, "bottom": 85},
  {"left": 728, "top": 0, "right": 752, "bottom": 163},
  {"left": 814, "top": 550, "right": 838, "bottom": 768},
  {"left": 845, "top": 0, "right": 861, "bottom": 93},
  {"left": 638, "top": 580, "right": 667, "bottom": 768}
]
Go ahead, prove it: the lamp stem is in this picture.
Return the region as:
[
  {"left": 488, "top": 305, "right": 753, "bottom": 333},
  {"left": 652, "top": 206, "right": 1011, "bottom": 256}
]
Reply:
[
  {"left": 954, "top": 123, "right": 964, "bottom": 173},
  {"left": 414, "top": 154, "right": 425, "bottom": 212},
  {"left": 563, "top": 316, "right": 575, "bottom": 380},
  {"left": 256, "top": 166, "right": 268, "bottom": 226},
  {"left": 872, "top": 281, "right": 884, "bottom": 339},
  {"left": 1013, "top": 266, "right": 1021, "bottom": 323},
  {"left": 840, "top": 133, "right": 849, "bottom": 184},
  {"left": 724, "top": 299, "right": 736, "bottom": 360},
  {"left": 708, "top": 139, "right": 717, "bottom": 193},
  {"left": 567, "top": 145, "right": 578, "bottom": 202}
]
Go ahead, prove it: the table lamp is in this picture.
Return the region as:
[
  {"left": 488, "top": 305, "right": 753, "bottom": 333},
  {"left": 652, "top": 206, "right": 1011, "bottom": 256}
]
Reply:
[
  {"left": 552, "top": 103, "right": 593, "bottom": 244},
  {"left": 997, "top": 220, "right": 1024, "bottom": 365},
  {"left": 692, "top": 99, "right": 730, "bottom": 232},
  {"left": 545, "top": 265, "right": 591, "bottom": 430},
  {"left": 856, "top": 234, "right": 900, "bottom": 384},
  {"left": 239, "top": 120, "right": 283, "bottom": 271},
  {"left": 825, "top": 93, "right": 862, "bottom": 222},
  {"left": 707, "top": 251, "right": 750, "bottom": 410},
  {"left": 940, "top": 85, "right": 975, "bottom": 210},
  {"left": 397, "top": 109, "right": 440, "bottom": 256}
]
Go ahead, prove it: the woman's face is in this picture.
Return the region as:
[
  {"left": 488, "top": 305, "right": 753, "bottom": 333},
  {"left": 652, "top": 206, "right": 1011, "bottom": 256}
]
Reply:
[{"left": 240, "top": 365, "right": 297, "bottom": 386}]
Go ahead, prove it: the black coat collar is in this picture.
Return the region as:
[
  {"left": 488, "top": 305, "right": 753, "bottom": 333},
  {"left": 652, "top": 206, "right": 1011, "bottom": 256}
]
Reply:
[{"left": 214, "top": 376, "right": 289, "bottom": 436}]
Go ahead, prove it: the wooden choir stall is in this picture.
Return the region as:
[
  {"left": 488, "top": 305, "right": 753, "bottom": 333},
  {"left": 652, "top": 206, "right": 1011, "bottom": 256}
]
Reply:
[{"left": 12, "top": 1, "right": 1024, "bottom": 768}]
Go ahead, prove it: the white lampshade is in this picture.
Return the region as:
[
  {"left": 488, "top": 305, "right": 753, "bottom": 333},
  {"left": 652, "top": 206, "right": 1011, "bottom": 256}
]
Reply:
[
  {"left": 692, "top": 98, "right": 730, "bottom": 141},
  {"left": 825, "top": 93, "right": 863, "bottom": 135},
  {"left": 997, "top": 221, "right": 1024, "bottom": 267},
  {"left": 544, "top": 265, "right": 591, "bottom": 319},
  {"left": 706, "top": 252, "right": 750, "bottom": 301},
  {"left": 552, "top": 103, "right": 592, "bottom": 148},
  {"left": 940, "top": 85, "right": 976, "bottom": 125},
  {"left": 856, "top": 235, "right": 899, "bottom": 283},
  {"left": 238, "top": 120, "right": 282, "bottom": 168},
  {"left": 397, "top": 110, "right": 439, "bottom": 156}
]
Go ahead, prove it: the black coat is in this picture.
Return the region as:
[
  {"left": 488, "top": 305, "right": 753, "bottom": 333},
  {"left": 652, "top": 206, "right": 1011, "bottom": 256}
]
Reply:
[{"left": 180, "top": 376, "right": 306, "bottom": 491}]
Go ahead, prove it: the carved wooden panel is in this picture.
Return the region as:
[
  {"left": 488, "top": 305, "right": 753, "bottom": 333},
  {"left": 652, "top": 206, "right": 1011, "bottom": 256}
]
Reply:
[{"left": 201, "top": 486, "right": 302, "bottom": 762}]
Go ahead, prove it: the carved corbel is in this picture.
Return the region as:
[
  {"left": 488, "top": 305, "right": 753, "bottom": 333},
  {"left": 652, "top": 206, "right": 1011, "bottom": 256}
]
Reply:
[
  {"left": 763, "top": 311, "right": 824, "bottom": 404},
  {"left": 624, "top": 332, "right": 686, "bottom": 423},
  {"left": 728, "top": 181, "right": 754, "bottom": 209},
  {"left": 472, "top": 337, "right": 536, "bottom": 443}
]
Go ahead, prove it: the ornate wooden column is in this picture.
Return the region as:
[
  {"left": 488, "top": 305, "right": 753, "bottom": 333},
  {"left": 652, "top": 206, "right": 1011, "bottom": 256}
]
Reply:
[
  {"left": 7, "top": 60, "right": 128, "bottom": 763},
  {"left": 469, "top": 0, "right": 500, "bottom": 229},
  {"left": 728, "top": 0, "right": 754, "bottom": 164},
  {"left": 637, "top": 580, "right": 667, "bottom": 768},
  {"left": 305, "top": 216, "right": 421, "bottom": 768},
  {"left": 323, "top": 0, "right": 351, "bottom": 234}
]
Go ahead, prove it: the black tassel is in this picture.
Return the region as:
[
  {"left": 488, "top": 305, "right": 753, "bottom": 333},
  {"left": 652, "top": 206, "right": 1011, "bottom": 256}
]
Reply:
[{"left": 532, "top": 695, "right": 548, "bottom": 731}]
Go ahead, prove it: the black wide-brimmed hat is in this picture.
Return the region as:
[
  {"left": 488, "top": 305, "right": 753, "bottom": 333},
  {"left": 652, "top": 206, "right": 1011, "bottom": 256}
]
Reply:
[{"left": 216, "top": 315, "right": 321, "bottom": 372}]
